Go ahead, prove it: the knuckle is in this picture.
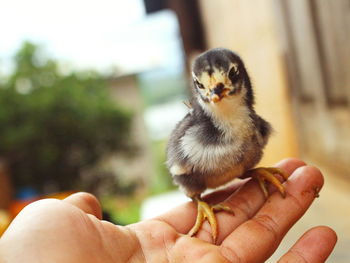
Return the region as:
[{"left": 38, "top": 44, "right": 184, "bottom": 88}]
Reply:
[{"left": 252, "top": 214, "right": 279, "bottom": 240}]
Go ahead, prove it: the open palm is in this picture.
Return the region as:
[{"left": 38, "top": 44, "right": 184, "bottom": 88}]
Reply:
[{"left": 0, "top": 158, "right": 337, "bottom": 263}]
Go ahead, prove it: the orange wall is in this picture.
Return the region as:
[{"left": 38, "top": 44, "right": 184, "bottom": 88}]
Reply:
[{"left": 199, "top": 0, "right": 299, "bottom": 165}]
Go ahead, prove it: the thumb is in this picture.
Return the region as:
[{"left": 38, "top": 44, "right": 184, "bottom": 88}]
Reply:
[{"left": 64, "top": 192, "right": 103, "bottom": 220}]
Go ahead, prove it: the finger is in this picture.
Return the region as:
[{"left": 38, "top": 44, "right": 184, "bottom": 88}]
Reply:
[
  {"left": 202, "top": 179, "right": 249, "bottom": 204},
  {"left": 155, "top": 158, "right": 305, "bottom": 236},
  {"left": 278, "top": 226, "right": 337, "bottom": 263},
  {"left": 63, "top": 192, "right": 103, "bottom": 219},
  {"left": 220, "top": 165, "right": 324, "bottom": 263},
  {"left": 195, "top": 158, "right": 306, "bottom": 243},
  {"left": 204, "top": 158, "right": 305, "bottom": 204}
]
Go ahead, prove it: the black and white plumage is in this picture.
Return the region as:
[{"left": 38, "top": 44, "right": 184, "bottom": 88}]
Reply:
[
  {"left": 167, "top": 48, "right": 272, "bottom": 199},
  {"left": 166, "top": 48, "right": 289, "bottom": 243}
]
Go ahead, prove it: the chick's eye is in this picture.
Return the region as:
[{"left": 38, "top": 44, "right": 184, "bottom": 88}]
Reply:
[
  {"left": 228, "top": 67, "right": 240, "bottom": 83},
  {"left": 194, "top": 79, "right": 205, "bottom": 89}
]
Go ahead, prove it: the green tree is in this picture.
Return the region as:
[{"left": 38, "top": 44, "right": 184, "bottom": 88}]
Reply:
[{"left": 0, "top": 42, "right": 133, "bottom": 193}]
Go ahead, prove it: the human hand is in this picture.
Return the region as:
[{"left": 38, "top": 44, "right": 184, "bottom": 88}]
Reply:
[{"left": 0, "top": 158, "right": 337, "bottom": 263}]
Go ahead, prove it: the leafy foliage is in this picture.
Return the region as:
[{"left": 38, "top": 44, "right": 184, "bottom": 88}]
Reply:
[
  {"left": 149, "top": 140, "right": 176, "bottom": 195},
  {"left": 0, "top": 42, "right": 133, "bottom": 192}
]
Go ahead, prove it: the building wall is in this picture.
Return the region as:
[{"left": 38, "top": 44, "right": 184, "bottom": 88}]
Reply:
[
  {"left": 108, "top": 75, "right": 153, "bottom": 184},
  {"left": 274, "top": 0, "right": 350, "bottom": 175},
  {"left": 198, "top": 0, "right": 298, "bottom": 165}
]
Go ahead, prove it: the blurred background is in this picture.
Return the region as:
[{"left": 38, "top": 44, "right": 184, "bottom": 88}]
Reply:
[{"left": 0, "top": 0, "right": 349, "bottom": 261}]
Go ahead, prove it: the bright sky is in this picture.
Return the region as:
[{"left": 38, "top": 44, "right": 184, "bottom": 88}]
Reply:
[{"left": 0, "top": 0, "right": 183, "bottom": 75}]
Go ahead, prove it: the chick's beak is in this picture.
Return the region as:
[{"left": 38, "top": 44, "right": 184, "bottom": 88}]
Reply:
[
  {"left": 210, "top": 93, "right": 221, "bottom": 103},
  {"left": 209, "top": 83, "right": 226, "bottom": 103}
]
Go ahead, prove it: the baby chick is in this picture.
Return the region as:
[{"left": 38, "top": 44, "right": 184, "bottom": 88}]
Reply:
[{"left": 166, "top": 48, "right": 288, "bottom": 243}]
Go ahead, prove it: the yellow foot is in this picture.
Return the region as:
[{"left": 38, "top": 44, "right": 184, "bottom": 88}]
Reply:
[
  {"left": 246, "top": 167, "right": 289, "bottom": 198},
  {"left": 188, "top": 198, "right": 233, "bottom": 243}
]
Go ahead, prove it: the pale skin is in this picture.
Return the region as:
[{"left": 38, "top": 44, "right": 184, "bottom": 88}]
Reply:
[{"left": 0, "top": 158, "right": 337, "bottom": 263}]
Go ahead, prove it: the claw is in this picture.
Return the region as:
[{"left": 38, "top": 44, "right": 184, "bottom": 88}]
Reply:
[
  {"left": 189, "top": 197, "right": 234, "bottom": 244},
  {"left": 246, "top": 167, "right": 289, "bottom": 198}
]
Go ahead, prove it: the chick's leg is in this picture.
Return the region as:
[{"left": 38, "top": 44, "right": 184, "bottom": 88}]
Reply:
[
  {"left": 246, "top": 167, "right": 289, "bottom": 198},
  {"left": 188, "top": 196, "right": 233, "bottom": 243}
]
